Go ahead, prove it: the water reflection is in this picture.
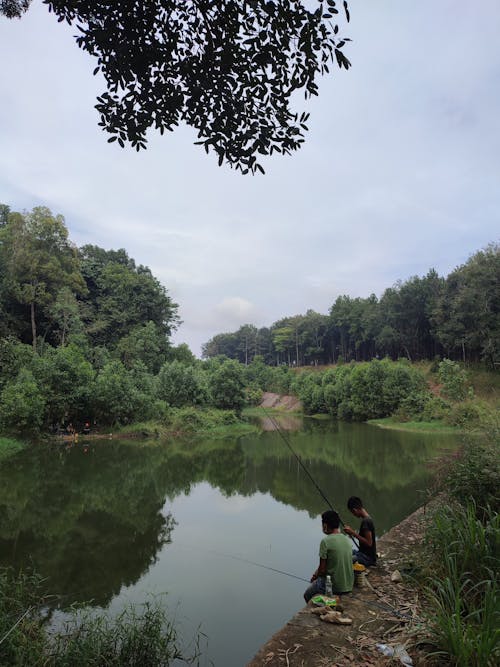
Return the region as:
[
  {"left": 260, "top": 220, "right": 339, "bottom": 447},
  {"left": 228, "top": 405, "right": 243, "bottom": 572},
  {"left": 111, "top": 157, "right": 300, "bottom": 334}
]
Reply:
[{"left": 0, "top": 421, "right": 457, "bottom": 610}]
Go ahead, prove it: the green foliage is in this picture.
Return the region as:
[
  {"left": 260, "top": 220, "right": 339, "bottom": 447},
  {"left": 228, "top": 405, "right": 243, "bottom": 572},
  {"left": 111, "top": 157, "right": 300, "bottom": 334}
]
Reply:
[
  {"left": 245, "top": 386, "right": 263, "bottom": 407},
  {"left": 0, "top": 436, "right": 25, "bottom": 462},
  {"left": 0, "top": 207, "right": 86, "bottom": 349},
  {"left": 0, "top": 568, "right": 47, "bottom": 665},
  {"left": 2, "top": 1, "right": 351, "bottom": 173},
  {"left": 31, "top": 344, "right": 95, "bottom": 426},
  {"left": 445, "top": 432, "right": 500, "bottom": 515},
  {"left": 156, "top": 361, "right": 209, "bottom": 408},
  {"left": 292, "top": 360, "right": 426, "bottom": 420},
  {"left": 0, "top": 567, "right": 196, "bottom": 666},
  {"left": 208, "top": 359, "right": 246, "bottom": 412},
  {"left": 433, "top": 243, "right": 500, "bottom": 366},
  {"left": 79, "top": 245, "right": 178, "bottom": 351},
  {"left": 438, "top": 358, "right": 473, "bottom": 401},
  {"left": 116, "top": 321, "right": 170, "bottom": 374},
  {"left": 94, "top": 361, "right": 138, "bottom": 425},
  {"left": 422, "top": 503, "right": 500, "bottom": 666},
  {"left": 0, "top": 369, "right": 45, "bottom": 434},
  {"left": 290, "top": 372, "right": 324, "bottom": 414},
  {"left": 163, "top": 407, "right": 243, "bottom": 434},
  {"left": 202, "top": 245, "right": 499, "bottom": 367}
]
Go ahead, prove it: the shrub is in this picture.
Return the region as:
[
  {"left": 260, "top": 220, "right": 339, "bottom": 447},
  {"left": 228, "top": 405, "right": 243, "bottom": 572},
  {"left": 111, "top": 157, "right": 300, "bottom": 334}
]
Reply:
[
  {"left": 446, "top": 436, "right": 500, "bottom": 515},
  {"left": 208, "top": 359, "right": 246, "bottom": 412},
  {"left": 438, "top": 359, "right": 473, "bottom": 401},
  {"left": 0, "top": 369, "right": 46, "bottom": 434},
  {"left": 245, "top": 385, "right": 263, "bottom": 406},
  {"left": 157, "top": 361, "right": 209, "bottom": 408}
]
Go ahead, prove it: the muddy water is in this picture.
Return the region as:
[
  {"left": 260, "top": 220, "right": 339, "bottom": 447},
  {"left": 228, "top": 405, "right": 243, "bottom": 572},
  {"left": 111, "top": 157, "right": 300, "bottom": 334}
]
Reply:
[{"left": 0, "top": 418, "right": 458, "bottom": 666}]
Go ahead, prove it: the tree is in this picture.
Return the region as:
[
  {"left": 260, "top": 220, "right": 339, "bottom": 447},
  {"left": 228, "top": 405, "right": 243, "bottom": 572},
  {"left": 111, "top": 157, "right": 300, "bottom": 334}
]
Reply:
[
  {"left": 2, "top": 0, "right": 351, "bottom": 174},
  {"left": 0, "top": 207, "right": 86, "bottom": 349},
  {"left": 432, "top": 244, "right": 500, "bottom": 365},
  {"left": 79, "top": 244, "right": 179, "bottom": 349},
  {"left": 208, "top": 359, "right": 245, "bottom": 412},
  {"left": 157, "top": 360, "right": 208, "bottom": 407}
]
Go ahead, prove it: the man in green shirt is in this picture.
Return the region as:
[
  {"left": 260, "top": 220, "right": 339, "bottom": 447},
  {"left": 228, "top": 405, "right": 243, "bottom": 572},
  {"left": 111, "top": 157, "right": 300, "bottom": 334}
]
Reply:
[{"left": 303, "top": 510, "right": 354, "bottom": 602}]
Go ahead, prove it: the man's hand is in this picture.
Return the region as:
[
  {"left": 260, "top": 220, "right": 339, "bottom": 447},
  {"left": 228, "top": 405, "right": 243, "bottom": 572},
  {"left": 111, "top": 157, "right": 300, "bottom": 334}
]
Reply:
[{"left": 344, "top": 525, "right": 355, "bottom": 536}]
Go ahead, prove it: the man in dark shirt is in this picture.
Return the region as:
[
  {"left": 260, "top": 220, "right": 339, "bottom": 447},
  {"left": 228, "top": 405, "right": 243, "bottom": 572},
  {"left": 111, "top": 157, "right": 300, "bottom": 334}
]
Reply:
[{"left": 344, "top": 496, "right": 377, "bottom": 567}]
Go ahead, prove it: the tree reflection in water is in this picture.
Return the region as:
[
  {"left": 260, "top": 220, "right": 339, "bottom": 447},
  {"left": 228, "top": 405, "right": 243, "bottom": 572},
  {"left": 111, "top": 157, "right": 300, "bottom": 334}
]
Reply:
[{"left": 0, "top": 421, "right": 457, "bottom": 609}]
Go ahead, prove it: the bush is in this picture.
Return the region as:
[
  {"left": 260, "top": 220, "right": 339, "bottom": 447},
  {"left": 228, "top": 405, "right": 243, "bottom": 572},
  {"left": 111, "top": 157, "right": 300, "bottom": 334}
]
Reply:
[
  {"left": 208, "top": 359, "right": 245, "bottom": 412},
  {"left": 157, "top": 361, "right": 209, "bottom": 408},
  {"left": 438, "top": 359, "right": 473, "bottom": 401},
  {"left": 244, "top": 385, "right": 263, "bottom": 406},
  {"left": 446, "top": 436, "right": 500, "bottom": 516},
  {"left": 0, "top": 369, "right": 46, "bottom": 434}
]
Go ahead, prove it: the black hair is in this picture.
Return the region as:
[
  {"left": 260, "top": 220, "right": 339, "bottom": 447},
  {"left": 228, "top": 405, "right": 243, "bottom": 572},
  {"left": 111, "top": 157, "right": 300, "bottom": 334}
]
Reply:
[
  {"left": 321, "top": 510, "right": 340, "bottom": 530},
  {"left": 347, "top": 496, "right": 363, "bottom": 511}
]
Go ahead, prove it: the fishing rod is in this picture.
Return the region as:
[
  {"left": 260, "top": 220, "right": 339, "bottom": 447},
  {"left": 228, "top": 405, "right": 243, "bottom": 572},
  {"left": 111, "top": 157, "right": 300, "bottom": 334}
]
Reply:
[{"left": 259, "top": 405, "right": 358, "bottom": 546}]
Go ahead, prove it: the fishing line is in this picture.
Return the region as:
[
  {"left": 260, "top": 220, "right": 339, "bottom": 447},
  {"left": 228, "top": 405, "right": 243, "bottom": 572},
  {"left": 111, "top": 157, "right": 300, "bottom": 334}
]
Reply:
[
  {"left": 176, "top": 544, "right": 412, "bottom": 620},
  {"left": 259, "top": 405, "right": 358, "bottom": 546},
  {"left": 176, "top": 543, "right": 308, "bottom": 583}
]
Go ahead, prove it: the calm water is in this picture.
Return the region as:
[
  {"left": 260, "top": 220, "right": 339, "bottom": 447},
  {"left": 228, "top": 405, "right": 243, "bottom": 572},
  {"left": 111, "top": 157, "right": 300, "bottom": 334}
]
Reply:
[{"left": 0, "top": 418, "right": 458, "bottom": 666}]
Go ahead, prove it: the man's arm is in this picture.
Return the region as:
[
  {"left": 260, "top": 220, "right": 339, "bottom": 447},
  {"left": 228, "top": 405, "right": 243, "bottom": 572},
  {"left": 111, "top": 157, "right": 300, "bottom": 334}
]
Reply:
[
  {"left": 310, "top": 558, "right": 328, "bottom": 582},
  {"left": 344, "top": 524, "right": 373, "bottom": 547}
]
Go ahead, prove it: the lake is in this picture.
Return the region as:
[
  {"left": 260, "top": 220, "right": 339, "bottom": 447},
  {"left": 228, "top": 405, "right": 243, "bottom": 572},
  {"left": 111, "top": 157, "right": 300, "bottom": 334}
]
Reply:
[{"left": 0, "top": 417, "right": 458, "bottom": 666}]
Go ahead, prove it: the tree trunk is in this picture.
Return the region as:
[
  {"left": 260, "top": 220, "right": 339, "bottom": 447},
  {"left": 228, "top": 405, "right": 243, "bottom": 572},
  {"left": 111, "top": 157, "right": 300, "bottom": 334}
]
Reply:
[{"left": 30, "top": 301, "right": 37, "bottom": 350}]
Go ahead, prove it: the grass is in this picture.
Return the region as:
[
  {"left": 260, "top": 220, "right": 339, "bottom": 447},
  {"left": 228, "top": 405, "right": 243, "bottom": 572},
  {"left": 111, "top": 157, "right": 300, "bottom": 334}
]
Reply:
[
  {"left": 115, "top": 408, "right": 259, "bottom": 439},
  {"left": 0, "top": 567, "right": 201, "bottom": 666},
  {"left": 416, "top": 427, "right": 500, "bottom": 666},
  {"left": 368, "top": 417, "right": 461, "bottom": 433},
  {"left": 0, "top": 436, "right": 26, "bottom": 461}
]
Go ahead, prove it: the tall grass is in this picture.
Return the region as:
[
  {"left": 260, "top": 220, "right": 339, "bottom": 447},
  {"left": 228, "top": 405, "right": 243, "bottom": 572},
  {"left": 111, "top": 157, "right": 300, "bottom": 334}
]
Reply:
[
  {"left": 421, "top": 437, "right": 500, "bottom": 667},
  {"left": 0, "top": 568, "right": 200, "bottom": 666}
]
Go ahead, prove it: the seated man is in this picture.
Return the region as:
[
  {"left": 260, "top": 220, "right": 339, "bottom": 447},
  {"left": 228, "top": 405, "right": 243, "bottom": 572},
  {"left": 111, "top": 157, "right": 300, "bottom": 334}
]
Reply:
[
  {"left": 344, "top": 496, "right": 377, "bottom": 567},
  {"left": 303, "top": 510, "right": 354, "bottom": 603}
]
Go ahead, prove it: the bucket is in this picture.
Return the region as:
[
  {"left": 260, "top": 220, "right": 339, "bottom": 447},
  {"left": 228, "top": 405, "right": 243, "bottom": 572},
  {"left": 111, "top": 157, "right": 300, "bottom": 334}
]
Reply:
[{"left": 353, "top": 563, "right": 367, "bottom": 588}]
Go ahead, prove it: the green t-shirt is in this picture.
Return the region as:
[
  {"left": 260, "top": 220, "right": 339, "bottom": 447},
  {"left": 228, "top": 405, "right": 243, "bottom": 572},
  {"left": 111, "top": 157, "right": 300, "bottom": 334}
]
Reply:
[{"left": 319, "top": 533, "right": 354, "bottom": 593}]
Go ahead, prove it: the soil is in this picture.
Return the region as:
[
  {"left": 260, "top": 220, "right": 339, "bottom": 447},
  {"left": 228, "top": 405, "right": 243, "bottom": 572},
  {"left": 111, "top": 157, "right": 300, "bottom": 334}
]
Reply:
[
  {"left": 260, "top": 392, "right": 302, "bottom": 412},
  {"left": 246, "top": 504, "right": 435, "bottom": 667}
]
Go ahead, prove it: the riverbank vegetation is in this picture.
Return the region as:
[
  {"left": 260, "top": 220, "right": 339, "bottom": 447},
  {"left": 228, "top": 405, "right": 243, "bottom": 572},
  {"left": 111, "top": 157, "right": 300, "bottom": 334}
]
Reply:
[
  {"left": 417, "top": 424, "right": 500, "bottom": 665},
  {"left": 0, "top": 568, "right": 198, "bottom": 666}
]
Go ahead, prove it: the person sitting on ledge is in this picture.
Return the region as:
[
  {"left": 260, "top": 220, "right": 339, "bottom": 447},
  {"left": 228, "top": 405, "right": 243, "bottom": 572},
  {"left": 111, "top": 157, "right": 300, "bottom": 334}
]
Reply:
[
  {"left": 344, "top": 496, "right": 377, "bottom": 567},
  {"left": 303, "top": 510, "right": 354, "bottom": 603}
]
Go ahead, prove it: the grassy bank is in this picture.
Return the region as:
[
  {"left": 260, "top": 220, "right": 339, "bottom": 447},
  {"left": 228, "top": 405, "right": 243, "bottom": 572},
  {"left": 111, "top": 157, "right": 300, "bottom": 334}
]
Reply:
[
  {"left": 0, "top": 436, "right": 26, "bottom": 461},
  {"left": 114, "top": 407, "right": 259, "bottom": 439},
  {"left": 368, "top": 417, "right": 461, "bottom": 434},
  {"left": 415, "top": 427, "right": 500, "bottom": 665}
]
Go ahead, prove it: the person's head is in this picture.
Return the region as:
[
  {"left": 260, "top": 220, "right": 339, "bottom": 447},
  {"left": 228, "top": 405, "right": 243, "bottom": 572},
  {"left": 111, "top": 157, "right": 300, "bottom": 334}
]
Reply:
[
  {"left": 347, "top": 496, "right": 364, "bottom": 517},
  {"left": 321, "top": 510, "right": 340, "bottom": 533}
]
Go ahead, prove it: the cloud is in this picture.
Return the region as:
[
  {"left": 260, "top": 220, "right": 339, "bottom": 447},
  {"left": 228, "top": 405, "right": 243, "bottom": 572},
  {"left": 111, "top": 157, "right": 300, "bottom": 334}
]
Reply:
[{"left": 1, "top": 1, "right": 499, "bottom": 358}]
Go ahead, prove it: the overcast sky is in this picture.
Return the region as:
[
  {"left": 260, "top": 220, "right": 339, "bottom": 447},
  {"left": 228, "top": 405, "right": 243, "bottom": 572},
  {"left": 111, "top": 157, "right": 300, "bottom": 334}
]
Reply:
[{"left": 1, "top": 1, "right": 499, "bottom": 356}]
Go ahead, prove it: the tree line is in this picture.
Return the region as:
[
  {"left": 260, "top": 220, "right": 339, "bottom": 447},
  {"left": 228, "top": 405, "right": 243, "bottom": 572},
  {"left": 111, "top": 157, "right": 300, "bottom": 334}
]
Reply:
[
  {"left": 202, "top": 243, "right": 499, "bottom": 368},
  {"left": 0, "top": 205, "right": 250, "bottom": 432}
]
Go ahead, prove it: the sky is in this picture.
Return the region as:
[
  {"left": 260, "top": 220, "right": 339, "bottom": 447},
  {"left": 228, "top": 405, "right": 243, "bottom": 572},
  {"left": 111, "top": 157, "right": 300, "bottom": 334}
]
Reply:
[{"left": 1, "top": 1, "right": 499, "bottom": 356}]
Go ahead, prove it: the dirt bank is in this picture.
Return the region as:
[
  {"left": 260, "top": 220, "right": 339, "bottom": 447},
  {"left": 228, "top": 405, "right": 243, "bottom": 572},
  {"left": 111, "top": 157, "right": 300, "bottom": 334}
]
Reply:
[
  {"left": 246, "top": 504, "right": 433, "bottom": 666},
  {"left": 260, "top": 392, "right": 302, "bottom": 412}
]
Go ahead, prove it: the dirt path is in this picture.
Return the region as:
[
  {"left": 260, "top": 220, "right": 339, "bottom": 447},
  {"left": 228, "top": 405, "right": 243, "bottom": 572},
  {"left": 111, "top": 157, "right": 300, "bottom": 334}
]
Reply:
[{"left": 246, "top": 505, "right": 433, "bottom": 666}]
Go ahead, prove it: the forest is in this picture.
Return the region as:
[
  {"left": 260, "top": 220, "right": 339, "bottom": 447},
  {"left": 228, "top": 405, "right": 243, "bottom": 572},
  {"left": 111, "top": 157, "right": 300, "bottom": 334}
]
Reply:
[
  {"left": 0, "top": 203, "right": 498, "bottom": 436},
  {"left": 202, "top": 244, "right": 499, "bottom": 368}
]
